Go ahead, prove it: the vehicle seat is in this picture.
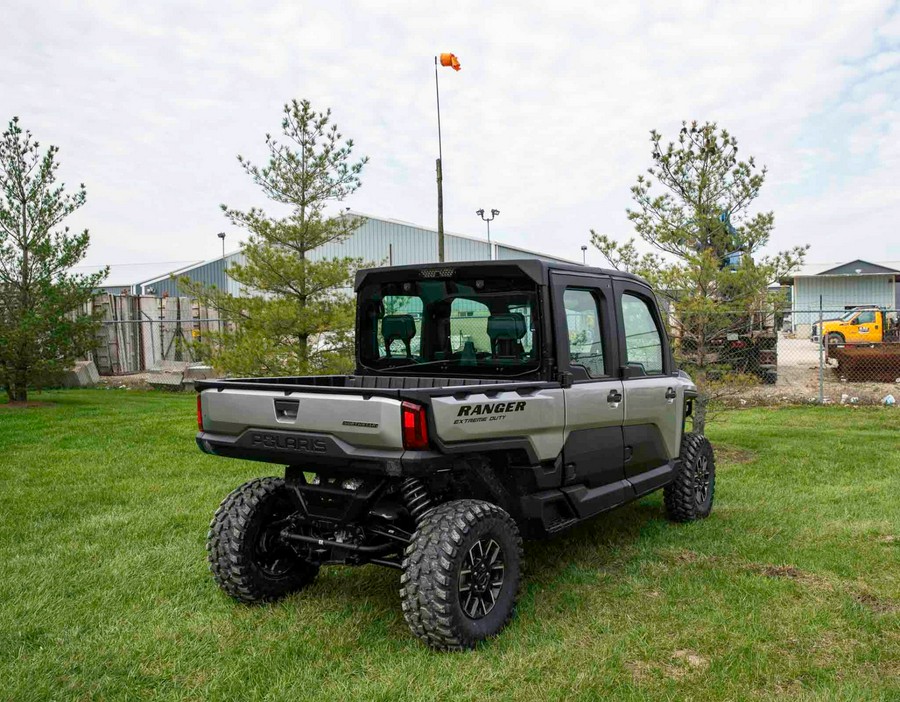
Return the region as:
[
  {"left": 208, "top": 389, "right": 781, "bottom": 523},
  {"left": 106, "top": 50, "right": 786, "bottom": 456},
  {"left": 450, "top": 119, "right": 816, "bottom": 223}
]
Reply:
[
  {"left": 487, "top": 313, "right": 527, "bottom": 360},
  {"left": 460, "top": 340, "right": 477, "bottom": 366},
  {"left": 382, "top": 314, "right": 416, "bottom": 358}
]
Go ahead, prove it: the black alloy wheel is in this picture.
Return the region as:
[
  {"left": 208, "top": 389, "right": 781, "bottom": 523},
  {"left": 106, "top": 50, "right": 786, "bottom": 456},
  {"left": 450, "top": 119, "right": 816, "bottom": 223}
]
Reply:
[{"left": 459, "top": 538, "right": 506, "bottom": 620}]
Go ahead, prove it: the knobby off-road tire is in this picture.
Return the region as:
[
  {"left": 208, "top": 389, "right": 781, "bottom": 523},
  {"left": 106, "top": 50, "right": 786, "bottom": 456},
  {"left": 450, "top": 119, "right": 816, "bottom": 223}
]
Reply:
[
  {"left": 400, "top": 499, "right": 523, "bottom": 651},
  {"left": 207, "top": 477, "right": 318, "bottom": 603},
  {"left": 665, "top": 432, "right": 716, "bottom": 522}
]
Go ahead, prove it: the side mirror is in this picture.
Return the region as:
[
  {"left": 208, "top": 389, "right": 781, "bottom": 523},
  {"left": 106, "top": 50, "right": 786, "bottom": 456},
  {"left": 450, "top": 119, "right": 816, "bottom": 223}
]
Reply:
[{"left": 621, "top": 363, "right": 646, "bottom": 379}]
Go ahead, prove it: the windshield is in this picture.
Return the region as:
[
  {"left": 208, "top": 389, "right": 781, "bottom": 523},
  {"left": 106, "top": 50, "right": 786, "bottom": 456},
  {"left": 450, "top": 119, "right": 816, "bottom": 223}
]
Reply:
[{"left": 357, "top": 274, "right": 542, "bottom": 377}]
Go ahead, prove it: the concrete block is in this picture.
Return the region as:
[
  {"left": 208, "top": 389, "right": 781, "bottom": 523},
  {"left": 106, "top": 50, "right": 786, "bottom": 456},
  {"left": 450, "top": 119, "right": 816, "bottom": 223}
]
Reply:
[
  {"left": 62, "top": 360, "right": 100, "bottom": 388},
  {"left": 147, "top": 372, "right": 185, "bottom": 389},
  {"left": 183, "top": 364, "right": 214, "bottom": 381}
]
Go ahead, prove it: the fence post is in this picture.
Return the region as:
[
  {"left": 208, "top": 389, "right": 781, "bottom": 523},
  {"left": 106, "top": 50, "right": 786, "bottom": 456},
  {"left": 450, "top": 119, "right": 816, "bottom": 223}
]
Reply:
[{"left": 818, "top": 295, "right": 824, "bottom": 404}]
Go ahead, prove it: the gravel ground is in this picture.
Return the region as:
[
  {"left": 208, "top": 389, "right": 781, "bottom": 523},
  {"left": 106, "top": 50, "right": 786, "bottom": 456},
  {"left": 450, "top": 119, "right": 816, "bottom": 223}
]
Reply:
[{"left": 725, "top": 335, "right": 899, "bottom": 406}]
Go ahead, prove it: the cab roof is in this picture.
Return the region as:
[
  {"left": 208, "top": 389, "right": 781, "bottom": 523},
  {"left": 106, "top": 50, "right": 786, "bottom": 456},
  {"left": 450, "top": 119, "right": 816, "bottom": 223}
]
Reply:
[{"left": 355, "top": 259, "right": 650, "bottom": 291}]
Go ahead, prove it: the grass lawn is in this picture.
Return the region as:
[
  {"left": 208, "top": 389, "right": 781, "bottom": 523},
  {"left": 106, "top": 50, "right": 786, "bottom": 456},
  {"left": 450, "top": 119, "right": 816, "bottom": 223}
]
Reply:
[{"left": 0, "top": 389, "right": 898, "bottom": 701}]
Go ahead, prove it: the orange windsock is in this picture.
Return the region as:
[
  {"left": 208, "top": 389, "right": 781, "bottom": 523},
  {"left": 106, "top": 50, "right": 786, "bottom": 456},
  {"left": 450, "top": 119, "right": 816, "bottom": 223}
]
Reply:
[{"left": 439, "top": 53, "right": 461, "bottom": 71}]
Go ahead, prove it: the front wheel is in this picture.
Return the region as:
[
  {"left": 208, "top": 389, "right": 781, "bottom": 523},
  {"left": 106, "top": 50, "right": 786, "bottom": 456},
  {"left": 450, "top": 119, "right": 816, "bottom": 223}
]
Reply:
[
  {"left": 207, "top": 477, "right": 318, "bottom": 603},
  {"left": 665, "top": 433, "right": 716, "bottom": 522},
  {"left": 400, "top": 500, "right": 522, "bottom": 651}
]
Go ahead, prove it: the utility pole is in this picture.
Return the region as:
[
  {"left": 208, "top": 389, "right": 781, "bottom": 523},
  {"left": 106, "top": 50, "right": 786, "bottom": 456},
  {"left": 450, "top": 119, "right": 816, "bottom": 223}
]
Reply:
[{"left": 476, "top": 209, "right": 499, "bottom": 260}]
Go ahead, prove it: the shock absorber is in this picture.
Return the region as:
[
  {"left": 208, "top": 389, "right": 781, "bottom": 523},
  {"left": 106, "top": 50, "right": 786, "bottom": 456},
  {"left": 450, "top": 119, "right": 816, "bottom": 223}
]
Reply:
[{"left": 400, "top": 477, "right": 433, "bottom": 523}]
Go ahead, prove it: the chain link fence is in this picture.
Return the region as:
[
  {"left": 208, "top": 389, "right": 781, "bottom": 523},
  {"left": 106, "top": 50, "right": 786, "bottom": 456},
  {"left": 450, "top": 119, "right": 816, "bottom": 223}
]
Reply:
[
  {"left": 670, "top": 305, "right": 900, "bottom": 406},
  {"left": 94, "top": 300, "right": 900, "bottom": 406},
  {"left": 95, "top": 317, "right": 227, "bottom": 375},
  {"left": 89, "top": 294, "right": 226, "bottom": 375}
]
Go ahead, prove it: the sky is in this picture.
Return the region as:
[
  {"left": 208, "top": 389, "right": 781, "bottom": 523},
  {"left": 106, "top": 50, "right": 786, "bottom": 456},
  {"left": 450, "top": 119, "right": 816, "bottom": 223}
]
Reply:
[{"left": 3, "top": 0, "right": 900, "bottom": 270}]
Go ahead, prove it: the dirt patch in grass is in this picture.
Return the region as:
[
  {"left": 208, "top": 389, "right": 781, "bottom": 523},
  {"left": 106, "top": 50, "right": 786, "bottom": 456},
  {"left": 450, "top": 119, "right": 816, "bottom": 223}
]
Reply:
[
  {"left": 626, "top": 650, "right": 710, "bottom": 684},
  {"left": 625, "top": 660, "right": 653, "bottom": 684},
  {"left": 658, "top": 554, "right": 843, "bottom": 595},
  {"left": 854, "top": 592, "right": 898, "bottom": 615},
  {"left": 0, "top": 401, "right": 54, "bottom": 409},
  {"left": 747, "top": 563, "right": 897, "bottom": 615},
  {"left": 671, "top": 549, "right": 703, "bottom": 564},
  {"left": 876, "top": 534, "right": 898, "bottom": 545},
  {"left": 748, "top": 563, "right": 835, "bottom": 591},
  {"left": 671, "top": 649, "right": 709, "bottom": 673},
  {"left": 713, "top": 444, "right": 756, "bottom": 464},
  {"left": 757, "top": 564, "right": 805, "bottom": 579},
  {"left": 627, "top": 650, "right": 710, "bottom": 683}
]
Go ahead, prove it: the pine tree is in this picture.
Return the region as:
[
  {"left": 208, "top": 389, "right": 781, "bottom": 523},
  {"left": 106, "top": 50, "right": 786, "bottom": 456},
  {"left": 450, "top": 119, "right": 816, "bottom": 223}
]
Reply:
[
  {"left": 0, "top": 117, "right": 106, "bottom": 402},
  {"left": 592, "top": 121, "right": 806, "bottom": 432},
  {"left": 183, "top": 100, "right": 368, "bottom": 376}
]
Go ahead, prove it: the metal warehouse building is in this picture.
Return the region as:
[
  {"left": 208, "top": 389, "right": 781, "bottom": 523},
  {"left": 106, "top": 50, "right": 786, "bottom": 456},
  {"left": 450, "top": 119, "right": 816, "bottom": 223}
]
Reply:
[
  {"left": 139, "top": 211, "right": 578, "bottom": 297},
  {"left": 73, "top": 259, "right": 204, "bottom": 296},
  {"left": 784, "top": 259, "right": 900, "bottom": 333}
]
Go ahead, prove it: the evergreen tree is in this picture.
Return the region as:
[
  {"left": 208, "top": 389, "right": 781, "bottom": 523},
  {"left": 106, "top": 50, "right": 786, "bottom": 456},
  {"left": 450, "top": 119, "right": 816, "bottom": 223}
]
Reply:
[
  {"left": 0, "top": 117, "right": 105, "bottom": 402},
  {"left": 592, "top": 121, "right": 806, "bottom": 432},
  {"left": 184, "top": 100, "right": 368, "bottom": 376}
]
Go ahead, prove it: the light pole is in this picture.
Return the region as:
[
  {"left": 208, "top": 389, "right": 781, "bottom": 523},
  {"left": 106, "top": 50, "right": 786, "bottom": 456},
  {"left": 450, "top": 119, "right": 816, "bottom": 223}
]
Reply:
[
  {"left": 476, "top": 209, "right": 499, "bottom": 260},
  {"left": 581, "top": 245, "right": 587, "bottom": 265},
  {"left": 217, "top": 232, "right": 226, "bottom": 258}
]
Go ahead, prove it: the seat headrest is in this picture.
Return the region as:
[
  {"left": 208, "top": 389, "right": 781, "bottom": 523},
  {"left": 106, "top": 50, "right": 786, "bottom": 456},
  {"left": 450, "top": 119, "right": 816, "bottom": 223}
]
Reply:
[
  {"left": 487, "top": 313, "right": 527, "bottom": 341},
  {"left": 382, "top": 314, "right": 416, "bottom": 342}
]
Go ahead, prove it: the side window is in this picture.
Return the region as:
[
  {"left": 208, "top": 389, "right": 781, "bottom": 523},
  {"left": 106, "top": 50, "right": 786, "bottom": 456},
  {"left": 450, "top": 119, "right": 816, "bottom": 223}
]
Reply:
[
  {"left": 621, "top": 293, "right": 664, "bottom": 374},
  {"left": 855, "top": 311, "right": 875, "bottom": 325},
  {"left": 563, "top": 289, "right": 606, "bottom": 377}
]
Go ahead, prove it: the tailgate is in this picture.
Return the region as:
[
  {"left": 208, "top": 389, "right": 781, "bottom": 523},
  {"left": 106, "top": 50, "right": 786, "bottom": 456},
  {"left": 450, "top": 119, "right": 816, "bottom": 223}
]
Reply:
[{"left": 199, "top": 388, "right": 404, "bottom": 450}]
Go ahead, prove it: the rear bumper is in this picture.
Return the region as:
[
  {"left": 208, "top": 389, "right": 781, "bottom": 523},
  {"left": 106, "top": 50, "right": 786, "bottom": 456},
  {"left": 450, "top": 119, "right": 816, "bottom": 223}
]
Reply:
[{"left": 196, "top": 429, "right": 453, "bottom": 476}]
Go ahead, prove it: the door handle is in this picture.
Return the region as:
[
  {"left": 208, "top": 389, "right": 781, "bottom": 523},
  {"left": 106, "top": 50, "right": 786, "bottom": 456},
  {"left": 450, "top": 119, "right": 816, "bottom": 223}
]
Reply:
[
  {"left": 607, "top": 389, "right": 622, "bottom": 403},
  {"left": 665, "top": 387, "right": 677, "bottom": 400}
]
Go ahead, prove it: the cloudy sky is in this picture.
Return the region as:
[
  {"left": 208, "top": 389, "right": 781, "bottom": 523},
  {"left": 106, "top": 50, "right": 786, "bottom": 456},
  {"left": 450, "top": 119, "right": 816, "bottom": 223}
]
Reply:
[{"left": 4, "top": 0, "right": 899, "bottom": 269}]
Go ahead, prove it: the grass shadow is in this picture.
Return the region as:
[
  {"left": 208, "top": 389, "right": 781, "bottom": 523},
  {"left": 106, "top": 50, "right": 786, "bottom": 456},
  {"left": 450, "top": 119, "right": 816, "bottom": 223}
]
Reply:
[{"left": 269, "top": 499, "right": 665, "bottom": 646}]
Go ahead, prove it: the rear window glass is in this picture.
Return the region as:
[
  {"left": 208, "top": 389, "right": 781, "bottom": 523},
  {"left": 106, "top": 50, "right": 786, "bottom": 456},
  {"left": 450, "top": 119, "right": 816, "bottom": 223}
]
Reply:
[{"left": 359, "top": 275, "right": 541, "bottom": 377}]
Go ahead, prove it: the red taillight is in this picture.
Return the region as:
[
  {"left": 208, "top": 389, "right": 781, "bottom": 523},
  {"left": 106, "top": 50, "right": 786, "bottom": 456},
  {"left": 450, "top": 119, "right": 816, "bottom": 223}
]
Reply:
[
  {"left": 401, "top": 402, "right": 429, "bottom": 450},
  {"left": 197, "top": 394, "right": 204, "bottom": 432}
]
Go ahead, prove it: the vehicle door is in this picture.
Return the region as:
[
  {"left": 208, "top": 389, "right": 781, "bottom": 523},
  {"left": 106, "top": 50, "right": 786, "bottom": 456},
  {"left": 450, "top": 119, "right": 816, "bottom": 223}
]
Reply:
[
  {"left": 613, "top": 279, "right": 681, "bottom": 496},
  {"left": 551, "top": 272, "right": 627, "bottom": 517},
  {"left": 847, "top": 310, "right": 880, "bottom": 343}
]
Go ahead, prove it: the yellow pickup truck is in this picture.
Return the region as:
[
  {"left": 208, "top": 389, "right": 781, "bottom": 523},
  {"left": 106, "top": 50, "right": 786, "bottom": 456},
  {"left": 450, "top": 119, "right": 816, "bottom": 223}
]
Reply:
[{"left": 812, "top": 307, "right": 899, "bottom": 346}]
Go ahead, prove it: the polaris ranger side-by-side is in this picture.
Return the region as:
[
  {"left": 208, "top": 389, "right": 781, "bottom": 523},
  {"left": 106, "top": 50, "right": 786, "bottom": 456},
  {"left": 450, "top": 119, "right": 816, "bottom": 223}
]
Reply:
[{"left": 196, "top": 260, "right": 715, "bottom": 650}]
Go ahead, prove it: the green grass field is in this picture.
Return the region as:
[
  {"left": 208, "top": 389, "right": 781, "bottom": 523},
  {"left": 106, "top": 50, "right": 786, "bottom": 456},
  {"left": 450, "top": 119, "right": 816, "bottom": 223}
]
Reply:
[{"left": 0, "top": 390, "right": 897, "bottom": 701}]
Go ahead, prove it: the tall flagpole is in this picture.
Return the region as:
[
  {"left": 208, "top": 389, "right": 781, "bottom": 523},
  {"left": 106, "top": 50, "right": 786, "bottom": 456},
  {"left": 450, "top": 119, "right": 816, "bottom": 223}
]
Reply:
[{"left": 434, "top": 56, "right": 444, "bottom": 263}]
